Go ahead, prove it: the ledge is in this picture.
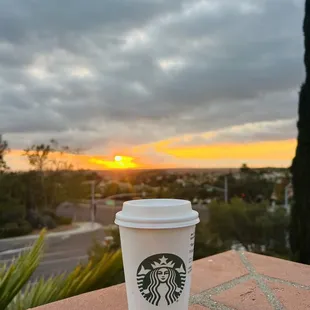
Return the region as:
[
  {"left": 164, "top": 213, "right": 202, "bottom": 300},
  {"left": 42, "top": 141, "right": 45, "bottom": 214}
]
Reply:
[{"left": 31, "top": 250, "right": 310, "bottom": 309}]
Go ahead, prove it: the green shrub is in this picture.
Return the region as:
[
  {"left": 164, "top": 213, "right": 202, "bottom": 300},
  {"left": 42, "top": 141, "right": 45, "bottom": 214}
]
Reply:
[
  {"left": 0, "top": 230, "right": 45, "bottom": 309},
  {"left": 26, "top": 210, "right": 46, "bottom": 229},
  {"left": 21, "top": 223, "right": 33, "bottom": 235},
  {"left": 42, "top": 209, "right": 58, "bottom": 220},
  {"left": 0, "top": 220, "right": 32, "bottom": 238},
  {"left": 56, "top": 216, "right": 72, "bottom": 226},
  {"left": 0, "top": 201, "right": 26, "bottom": 225},
  {"left": 42, "top": 215, "right": 57, "bottom": 229},
  {"left": 3, "top": 222, "right": 19, "bottom": 230},
  {"left": 18, "top": 220, "right": 33, "bottom": 234},
  {"left": 88, "top": 236, "right": 124, "bottom": 288},
  {"left": 0, "top": 230, "right": 124, "bottom": 310},
  {"left": 193, "top": 199, "right": 290, "bottom": 260},
  {"left": 194, "top": 222, "right": 228, "bottom": 260},
  {"left": 103, "top": 226, "right": 121, "bottom": 250}
]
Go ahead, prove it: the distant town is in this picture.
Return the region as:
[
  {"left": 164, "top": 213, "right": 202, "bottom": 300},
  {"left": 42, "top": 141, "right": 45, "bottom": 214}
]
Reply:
[{"left": 85, "top": 165, "right": 292, "bottom": 208}]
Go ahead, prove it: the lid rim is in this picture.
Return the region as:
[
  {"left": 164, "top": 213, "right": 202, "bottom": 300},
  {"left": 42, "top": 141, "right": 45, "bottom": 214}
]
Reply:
[
  {"left": 115, "top": 210, "right": 199, "bottom": 224},
  {"left": 123, "top": 198, "right": 190, "bottom": 208},
  {"left": 115, "top": 218, "right": 200, "bottom": 229},
  {"left": 115, "top": 199, "right": 200, "bottom": 229}
]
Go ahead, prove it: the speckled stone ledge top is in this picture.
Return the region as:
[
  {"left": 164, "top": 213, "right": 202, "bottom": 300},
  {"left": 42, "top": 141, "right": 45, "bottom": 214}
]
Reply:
[{"left": 31, "top": 250, "right": 310, "bottom": 310}]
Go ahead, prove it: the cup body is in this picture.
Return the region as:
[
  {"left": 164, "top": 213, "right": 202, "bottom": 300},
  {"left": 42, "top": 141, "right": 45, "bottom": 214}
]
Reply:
[
  {"left": 115, "top": 199, "right": 199, "bottom": 310},
  {"left": 119, "top": 225, "right": 196, "bottom": 310}
]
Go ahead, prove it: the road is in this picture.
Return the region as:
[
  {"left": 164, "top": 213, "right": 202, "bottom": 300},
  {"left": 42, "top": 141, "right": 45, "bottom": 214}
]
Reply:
[
  {"left": 0, "top": 228, "right": 106, "bottom": 281},
  {"left": 75, "top": 203, "right": 122, "bottom": 226},
  {"left": 0, "top": 200, "right": 209, "bottom": 282},
  {"left": 74, "top": 201, "right": 209, "bottom": 225}
]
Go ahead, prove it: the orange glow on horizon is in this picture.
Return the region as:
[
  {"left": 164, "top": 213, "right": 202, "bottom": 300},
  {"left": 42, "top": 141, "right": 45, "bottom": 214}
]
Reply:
[
  {"left": 89, "top": 155, "right": 138, "bottom": 169},
  {"left": 155, "top": 139, "right": 297, "bottom": 160},
  {"left": 5, "top": 138, "right": 297, "bottom": 170}
]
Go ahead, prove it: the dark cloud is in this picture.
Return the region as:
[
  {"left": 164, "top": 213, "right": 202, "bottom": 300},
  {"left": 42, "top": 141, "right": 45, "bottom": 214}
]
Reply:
[
  {"left": 0, "top": 0, "right": 304, "bottom": 151},
  {"left": 0, "top": 0, "right": 182, "bottom": 42}
]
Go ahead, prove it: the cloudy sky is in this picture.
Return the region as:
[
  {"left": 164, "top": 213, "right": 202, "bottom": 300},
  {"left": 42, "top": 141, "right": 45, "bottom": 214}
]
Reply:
[{"left": 1, "top": 0, "right": 305, "bottom": 169}]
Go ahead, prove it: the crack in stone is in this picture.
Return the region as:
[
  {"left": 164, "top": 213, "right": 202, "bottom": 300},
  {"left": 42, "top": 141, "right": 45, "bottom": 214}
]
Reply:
[
  {"left": 190, "top": 293, "right": 233, "bottom": 310},
  {"left": 262, "top": 274, "right": 310, "bottom": 290},
  {"left": 190, "top": 251, "right": 291, "bottom": 309},
  {"left": 204, "top": 274, "right": 252, "bottom": 296},
  {"left": 238, "top": 251, "right": 284, "bottom": 310},
  {"left": 189, "top": 270, "right": 251, "bottom": 309}
]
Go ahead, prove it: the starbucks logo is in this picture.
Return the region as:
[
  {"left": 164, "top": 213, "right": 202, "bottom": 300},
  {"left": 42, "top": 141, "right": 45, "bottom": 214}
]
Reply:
[{"left": 137, "top": 253, "right": 186, "bottom": 306}]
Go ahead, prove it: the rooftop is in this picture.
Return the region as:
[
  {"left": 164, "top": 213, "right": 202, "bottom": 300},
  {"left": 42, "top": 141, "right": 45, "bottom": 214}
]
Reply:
[{"left": 31, "top": 250, "right": 310, "bottom": 310}]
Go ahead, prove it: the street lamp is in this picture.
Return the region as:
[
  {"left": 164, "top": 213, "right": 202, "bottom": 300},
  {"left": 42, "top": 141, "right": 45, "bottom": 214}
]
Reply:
[
  {"left": 91, "top": 180, "right": 95, "bottom": 226},
  {"left": 284, "top": 182, "right": 292, "bottom": 211},
  {"left": 82, "top": 180, "right": 97, "bottom": 226},
  {"left": 203, "top": 176, "right": 228, "bottom": 203},
  {"left": 224, "top": 176, "right": 228, "bottom": 203}
]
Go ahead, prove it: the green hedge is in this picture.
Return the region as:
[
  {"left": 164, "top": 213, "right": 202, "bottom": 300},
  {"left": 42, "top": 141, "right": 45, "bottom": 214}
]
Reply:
[
  {"left": 56, "top": 216, "right": 72, "bottom": 226},
  {"left": 43, "top": 209, "right": 72, "bottom": 226},
  {"left": 0, "top": 220, "right": 32, "bottom": 238}
]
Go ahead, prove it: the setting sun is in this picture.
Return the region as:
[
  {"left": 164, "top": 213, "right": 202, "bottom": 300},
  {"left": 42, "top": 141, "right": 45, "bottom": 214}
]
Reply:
[
  {"left": 88, "top": 155, "right": 138, "bottom": 169},
  {"left": 114, "top": 155, "right": 123, "bottom": 162}
]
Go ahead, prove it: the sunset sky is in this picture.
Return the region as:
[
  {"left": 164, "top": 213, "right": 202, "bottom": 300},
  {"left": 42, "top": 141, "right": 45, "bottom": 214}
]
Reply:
[{"left": 0, "top": 0, "right": 304, "bottom": 170}]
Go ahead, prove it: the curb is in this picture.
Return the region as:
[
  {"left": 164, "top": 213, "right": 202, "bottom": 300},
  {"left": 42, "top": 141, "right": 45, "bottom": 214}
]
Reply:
[{"left": 0, "top": 222, "right": 103, "bottom": 244}]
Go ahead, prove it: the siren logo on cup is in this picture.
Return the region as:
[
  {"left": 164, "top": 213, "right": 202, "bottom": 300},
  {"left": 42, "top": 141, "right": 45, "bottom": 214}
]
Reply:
[{"left": 137, "top": 253, "right": 186, "bottom": 306}]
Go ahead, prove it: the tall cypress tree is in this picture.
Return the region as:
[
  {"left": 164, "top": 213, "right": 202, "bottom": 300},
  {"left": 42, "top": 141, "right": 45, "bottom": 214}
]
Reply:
[{"left": 290, "top": 0, "right": 310, "bottom": 264}]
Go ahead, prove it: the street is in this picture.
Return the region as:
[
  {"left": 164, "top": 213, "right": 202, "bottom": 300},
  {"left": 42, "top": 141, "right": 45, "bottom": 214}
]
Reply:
[
  {"left": 75, "top": 201, "right": 209, "bottom": 225},
  {"left": 0, "top": 200, "right": 122, "bottom": 283},
  {"left": 0, "top": 201, "right": 209, "bottom": 283},
  {"left": 0, "top": 229, "right": 106, "bottom": 281},
  {"left": 75, "top": 203, "right": 122, "bottom": 226}
]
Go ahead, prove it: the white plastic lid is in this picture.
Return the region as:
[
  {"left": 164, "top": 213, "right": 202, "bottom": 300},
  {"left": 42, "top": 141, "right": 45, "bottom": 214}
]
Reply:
[{"left": 115, "top": 199, "right": 200, "bottom": 229}]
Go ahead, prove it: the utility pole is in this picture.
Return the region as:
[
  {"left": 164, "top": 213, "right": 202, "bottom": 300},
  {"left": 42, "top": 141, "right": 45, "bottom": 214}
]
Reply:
[
  {"left": 203, "top": 176, "right": 229, "bottom": 203},
  {"left": 224, "top": 176, "right": 228, "bottom": 203},
  {"left": 285, "top": 183, "right": 291, "bottom": 212},
  {"left": 91, "top": 180, "right": 95, "bottom": 226}
]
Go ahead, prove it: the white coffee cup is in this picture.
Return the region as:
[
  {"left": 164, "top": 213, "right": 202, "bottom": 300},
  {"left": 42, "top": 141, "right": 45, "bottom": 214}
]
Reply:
[{"left": 115, "top": 199, "right": 200, "bottom": 310}]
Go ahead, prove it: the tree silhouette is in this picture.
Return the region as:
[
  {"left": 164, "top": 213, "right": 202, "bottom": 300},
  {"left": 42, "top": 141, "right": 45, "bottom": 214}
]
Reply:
[
  {"left": 290, "top": 0, "right": 310, "bottom": 264},
  {"left": 0, "top": 134, "right": 9, "bottom": 172}
]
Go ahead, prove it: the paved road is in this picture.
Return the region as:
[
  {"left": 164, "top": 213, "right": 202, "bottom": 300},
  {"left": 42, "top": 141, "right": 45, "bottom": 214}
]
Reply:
[
  {"left": 75, "top": 202, "right": 209, "bottom": 225},
  {"left": 0, "top": 201, "right": 209, "bottom": 281},
  {"left": 0, "top": 228, "right": 106, "bottom": 280},
  {"left": 75, "top": 203, "right": 122, "bottom": 226}
]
